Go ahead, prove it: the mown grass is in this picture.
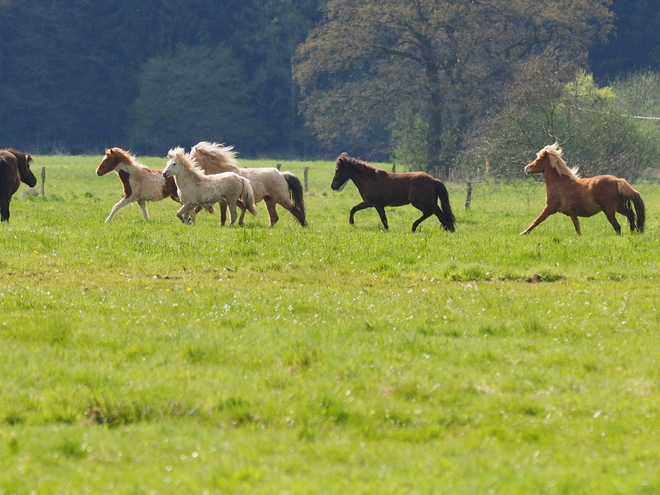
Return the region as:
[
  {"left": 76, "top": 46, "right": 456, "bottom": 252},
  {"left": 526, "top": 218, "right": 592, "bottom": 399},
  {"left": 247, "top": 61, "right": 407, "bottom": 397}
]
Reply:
[{"left": 1, "top": 155, "right": 660, "bottom": 493}]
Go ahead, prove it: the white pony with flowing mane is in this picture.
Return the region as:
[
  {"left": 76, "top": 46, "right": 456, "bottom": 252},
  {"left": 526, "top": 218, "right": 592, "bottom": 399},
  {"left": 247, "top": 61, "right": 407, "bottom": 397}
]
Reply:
[
  {"left": 190, "top": 141, "right": 306, "bottom": 226},
  {"left": 163, "top": 147, "right": 256, "bottom": 225}
]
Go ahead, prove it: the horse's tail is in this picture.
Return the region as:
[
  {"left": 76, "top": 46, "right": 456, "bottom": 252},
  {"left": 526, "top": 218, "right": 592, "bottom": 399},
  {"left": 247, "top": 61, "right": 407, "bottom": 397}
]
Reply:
[
  {"left": 619, "top": 180, "right": 645, "bottom": 232},
  {"left": 435, "top": 179, "right": 456, "bottom": 232},
  {"left": 282, "top": 171, "right": 307, "bottom": 226},
  {"left": 240, "top": 177, "right": 258, "bottom": 216}
]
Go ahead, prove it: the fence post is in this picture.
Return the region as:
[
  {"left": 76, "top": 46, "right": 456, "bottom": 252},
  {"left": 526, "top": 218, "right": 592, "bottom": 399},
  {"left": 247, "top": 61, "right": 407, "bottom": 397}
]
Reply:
[
  {"left": 41, "top": 167, "right": 46, "bottom": 196},
  {"left": 276, "top": 163, "right": 281, "bottom": 171},
  {"left": 465, "top": 182, "right": 472, "bottom": 209},
  {"left": 304, "top": 167, "right": 309, "bottom": 192}
]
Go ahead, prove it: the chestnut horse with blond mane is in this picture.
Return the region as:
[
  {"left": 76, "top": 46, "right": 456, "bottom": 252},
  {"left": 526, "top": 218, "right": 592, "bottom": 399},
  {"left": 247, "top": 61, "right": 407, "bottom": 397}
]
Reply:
[
  {"left": 521, "top": 143, "right": 645, "bottom": 235},
  {"left": 190, "top": 141, "right": 306, "bottom": 227},
  {"left": 331, "top": 152, "right": 456, "bottom": 232},
  {"left": 96, "top": 147, "right": 180, "bottom": 222}
]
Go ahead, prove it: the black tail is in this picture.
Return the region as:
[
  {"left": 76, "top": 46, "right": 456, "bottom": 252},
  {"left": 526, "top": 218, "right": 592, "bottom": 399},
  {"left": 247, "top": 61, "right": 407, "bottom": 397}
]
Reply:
[
  {"left": 283, "top": 172, "right": 307, "bottom": 226},
  {"left": 435, "top": 180, "right": 456, "bottom": 232},
  {"left": 620, "top": 180, "right": 645, "bottom": 232},
  {"left": 630, "top": 193, "right": 646, "bottom": 232}
]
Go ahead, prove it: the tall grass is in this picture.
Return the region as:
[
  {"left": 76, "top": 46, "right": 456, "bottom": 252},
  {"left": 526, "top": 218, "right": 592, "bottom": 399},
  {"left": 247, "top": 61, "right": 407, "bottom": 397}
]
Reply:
[{"left": 1, "top": 155, "right": 660, "bottom": 493}]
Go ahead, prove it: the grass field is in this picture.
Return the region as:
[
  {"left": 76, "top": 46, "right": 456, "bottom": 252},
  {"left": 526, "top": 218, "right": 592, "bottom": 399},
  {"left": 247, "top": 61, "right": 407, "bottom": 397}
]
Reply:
[{"left": 1, "top": 154, "right": 660, "bottom": 494}]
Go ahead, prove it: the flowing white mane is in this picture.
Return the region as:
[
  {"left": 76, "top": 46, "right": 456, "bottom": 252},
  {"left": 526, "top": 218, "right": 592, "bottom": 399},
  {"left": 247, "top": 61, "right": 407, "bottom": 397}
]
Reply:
[
  {"left": 167, "top": 147, "right": 205, "bottom": 177},
  {"left": 190, "top": 141, "right": 241, "bottom": 173},
  {"left": 541, "top": 143, "right": 580, "bottom": 180}
]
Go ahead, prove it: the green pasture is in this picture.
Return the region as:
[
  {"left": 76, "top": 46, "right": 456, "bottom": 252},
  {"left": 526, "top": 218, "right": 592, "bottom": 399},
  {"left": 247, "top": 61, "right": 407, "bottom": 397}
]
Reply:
[{"left": 2, "top": 155, "right": 660, "bottom": 494}]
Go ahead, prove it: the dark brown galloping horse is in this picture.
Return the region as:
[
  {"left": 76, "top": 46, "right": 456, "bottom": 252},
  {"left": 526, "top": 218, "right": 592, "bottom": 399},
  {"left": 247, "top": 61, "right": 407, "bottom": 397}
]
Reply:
[
  {"left": 0, "top": 149, "right": 37, "bottom": 222},
  {"left": 521, "top": 143, "right": 645, "bottom": 235},
  {"left": 330, "top": 152, "right": 456, "bottom": 232}
]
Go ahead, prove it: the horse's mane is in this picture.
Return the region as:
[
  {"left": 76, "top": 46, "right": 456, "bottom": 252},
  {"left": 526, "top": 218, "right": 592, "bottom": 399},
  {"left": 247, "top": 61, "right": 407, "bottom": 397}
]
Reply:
[
  {"left": 337, "top": 152, "right": 378, "bottom": 173},
  {"left": 540, "top": 143, "right": 580, "bottom": 180},
  {"left": 109, "top": 147, "right": 148, "bottom": 169},
  {"left": 190, "top": 141, "right": 240, "bottom": 172},
  {"left": 167, "top": 147, "right": 205, "bottom": 177}
]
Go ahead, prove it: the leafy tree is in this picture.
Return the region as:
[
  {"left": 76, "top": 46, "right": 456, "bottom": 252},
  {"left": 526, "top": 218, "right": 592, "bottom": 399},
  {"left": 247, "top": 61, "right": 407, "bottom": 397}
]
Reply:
[
  {"left": 293, "top": 0, "right": 613, "bottom": 171},
  {"left": 130, "top": 45, "right": 260, "bottom": 154},
  {"left": 463, "top": 60, "right": 660, "bottom": 181}
]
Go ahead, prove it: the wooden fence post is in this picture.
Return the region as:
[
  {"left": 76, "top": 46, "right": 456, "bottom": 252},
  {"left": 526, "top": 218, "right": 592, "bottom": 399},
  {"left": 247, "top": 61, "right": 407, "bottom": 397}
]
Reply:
[
  {"left": 276, "top": 163, "right": 281, "bottom": 171},
  {"left": 465, "top": 181, "right": 472, "bottom": 209},
  {"left": 304, "top": 167, "right": 309, "bottom": 192},
  {"left": 41, "top": 167, "right": 46, "bottom": 196}
]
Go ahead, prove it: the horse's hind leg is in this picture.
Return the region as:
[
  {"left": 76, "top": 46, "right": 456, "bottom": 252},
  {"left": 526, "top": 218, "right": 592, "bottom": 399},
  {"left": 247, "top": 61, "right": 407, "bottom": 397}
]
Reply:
[
  {"left": 603, "top": 209, "right": 622, "bottom": 235},
  {"left": 412, "top": 211, "right": 433, "bottom": 232},
  {"left": 617, "top": 202, "right": 636, "bottom": 232},
  {"left": 237, "top": 201, "right": 247, "bottom": 226}
]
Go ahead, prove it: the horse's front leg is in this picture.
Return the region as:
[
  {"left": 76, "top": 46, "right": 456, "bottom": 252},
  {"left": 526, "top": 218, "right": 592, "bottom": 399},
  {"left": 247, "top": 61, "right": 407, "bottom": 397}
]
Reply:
[
  {"left": 137, "top": 199, "right": 150, "bottom": 221},
  {"left": 264, "top": 197, "right": 279, "bottom": 227},
  {"left": 520, "top": 206, "right": 554, "bottom": 234},
  {"left": 349, "top": 201, "right": 373, "bottom": 226},
  {"left": 176, "top": 203, "right": 195, "bottom": 224},
  {"left": 105, "top": 197, "right": 134, "bottom": 222}
]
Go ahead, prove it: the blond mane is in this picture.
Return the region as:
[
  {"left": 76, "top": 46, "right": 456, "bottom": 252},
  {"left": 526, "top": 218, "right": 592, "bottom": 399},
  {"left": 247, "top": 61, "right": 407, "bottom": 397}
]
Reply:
[
  {"left": 190, "top": 141, "right": 240, "bottom": 173},
  {"left": 540, "top": 143, "right": 580, "bottom": 180},
  {"left": 108, "top": 147, "right": 149, "bottom": 169},
  {"left": 167, "top": 147, "right": 205, "bottom": 177}
]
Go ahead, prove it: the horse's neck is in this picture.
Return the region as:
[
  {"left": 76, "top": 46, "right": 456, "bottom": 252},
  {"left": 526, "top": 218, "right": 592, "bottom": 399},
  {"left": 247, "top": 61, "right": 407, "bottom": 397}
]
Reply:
[
  {"left": 350, "top": 165, "right": 379, "bottom": 186},
  {"left": 543, "top": 169, "right": 573, "bottom": 187}
]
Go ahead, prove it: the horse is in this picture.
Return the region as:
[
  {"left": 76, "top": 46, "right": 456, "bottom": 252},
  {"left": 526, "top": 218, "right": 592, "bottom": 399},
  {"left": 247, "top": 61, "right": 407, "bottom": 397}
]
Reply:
[
  {"left": 189, "top": 141, "right": 306, "bottom": 227},
  {"left": 0, "top": 149, "right": 37, "bottom": 222},
  {"left": 330, "top": 152, "right": 456, "bottom": 232},
  {"left": 96, "top": 147, "right": 180, "bottom": 222},
  {"left": 163, "top": 147, "right": 257, "bottom": 225},
  {"left": 520, "top": 143, "right": 645, "bottom": 235}
]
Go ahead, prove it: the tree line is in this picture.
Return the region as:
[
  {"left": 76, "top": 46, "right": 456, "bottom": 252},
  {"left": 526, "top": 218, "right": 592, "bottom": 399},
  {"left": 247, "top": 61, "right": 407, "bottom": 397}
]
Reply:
[{"left": 0, "top": 0, "right": 659, "bottom": 176}]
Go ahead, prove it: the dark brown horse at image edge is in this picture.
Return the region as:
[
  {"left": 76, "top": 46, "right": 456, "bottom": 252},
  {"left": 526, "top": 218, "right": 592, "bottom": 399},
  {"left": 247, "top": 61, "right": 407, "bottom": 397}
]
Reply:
[
  {"left": 331, "top": 152, "right": 456, "bottom": 232},
  {"left": 521, "top": 143, "right": 645, "bottom": 235},
  {"left": 0, "top": 149, "right": 37, "bottom": 222}
]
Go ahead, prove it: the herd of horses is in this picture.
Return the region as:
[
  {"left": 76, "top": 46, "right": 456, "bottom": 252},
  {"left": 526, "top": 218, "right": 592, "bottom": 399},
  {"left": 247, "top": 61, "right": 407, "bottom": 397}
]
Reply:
[{"left": 0, "top": 142, "right": 647, "bottom": 235}]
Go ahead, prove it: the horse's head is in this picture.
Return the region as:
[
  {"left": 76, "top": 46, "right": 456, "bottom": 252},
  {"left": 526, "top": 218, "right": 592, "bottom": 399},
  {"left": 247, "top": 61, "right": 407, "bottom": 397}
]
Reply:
[
  {"left": 331, "top": 152, "right": 353, "bottom": 191},
  {"left": 524, "top": 151, "right": 549, "bottom": 176},
  {"left": 163, "top": 147, "right": 185, "bottom": 178},
  {"left": 14, "top": 152, "right": 37, "bottom": 187},
  {"left": 96, "top": 148, "right": 126, "bottom": 176},
  {"left": 525, "top": 143, "right": 578, "bottom": 179}
]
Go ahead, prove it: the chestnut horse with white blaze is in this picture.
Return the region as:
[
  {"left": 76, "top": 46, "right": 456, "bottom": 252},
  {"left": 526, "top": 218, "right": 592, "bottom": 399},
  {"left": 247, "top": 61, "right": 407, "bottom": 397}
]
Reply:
[
  {"left": 190, "top": 141, "right": 306, "bottom": 227},
  {"left": 96, "top": 147, "right": 180, "bottom": 222},
  {"left": 521, "top": 143, "right": 645, "bottom": 235},
  {"left": 0, "top": 149, "right": 37, "bottom": 222},
  {"left": 331, "top": 152, "right": 456, "bottom": 232},
  {"left": 163, "top": 147, "right": 257, "bottom": 225}
]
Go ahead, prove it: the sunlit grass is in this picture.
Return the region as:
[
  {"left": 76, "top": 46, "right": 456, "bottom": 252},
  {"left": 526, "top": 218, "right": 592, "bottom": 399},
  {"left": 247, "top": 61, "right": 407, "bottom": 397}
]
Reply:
[{"left": 1, "top": 155, "right": 660, "bottom": 493}]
